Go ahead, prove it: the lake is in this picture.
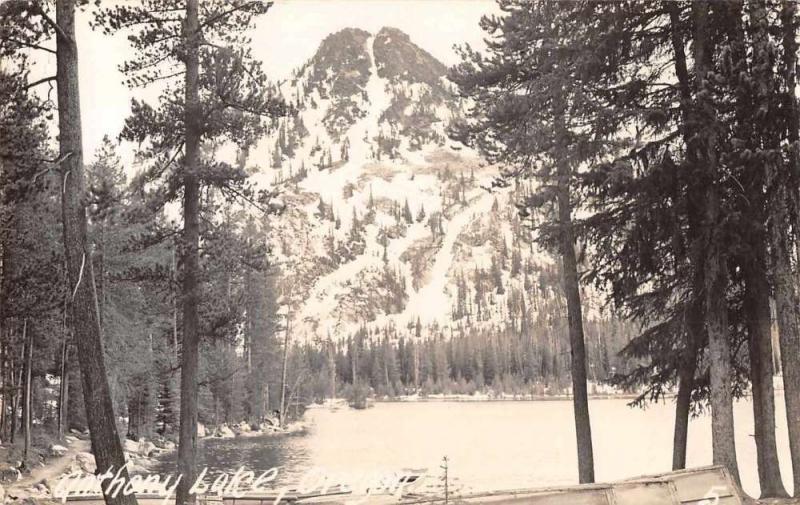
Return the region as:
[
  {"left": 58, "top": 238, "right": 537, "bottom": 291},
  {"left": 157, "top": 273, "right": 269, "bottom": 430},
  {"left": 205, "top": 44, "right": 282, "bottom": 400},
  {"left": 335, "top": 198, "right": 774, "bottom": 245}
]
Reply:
[{"left": 156, "top": 396, "right": 794, "bottom": 498}]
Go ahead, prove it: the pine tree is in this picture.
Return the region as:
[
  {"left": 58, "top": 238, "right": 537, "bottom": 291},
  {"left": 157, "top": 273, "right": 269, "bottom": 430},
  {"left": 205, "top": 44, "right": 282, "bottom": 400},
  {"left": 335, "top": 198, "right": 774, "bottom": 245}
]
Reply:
[
  {"left": 272, "top": 144, "right": 282, "bottom": 168},
  {"left": 416, "top": 204, "right": 426, "bottom": 223},
  {"left": 97, "top": 2, "right": 285, "bottom": 502},
  {"left": 402, "top": 199, "right": 413, "bottom": 224},
  {"left": 350, "top": 208, "right": 362, "bottom": 244},
  {"left": 491, "top": 255, "right": 504, "bottom": 295},
  {"left": 0, "top": 2, "right": 139, "bottom": 500}
]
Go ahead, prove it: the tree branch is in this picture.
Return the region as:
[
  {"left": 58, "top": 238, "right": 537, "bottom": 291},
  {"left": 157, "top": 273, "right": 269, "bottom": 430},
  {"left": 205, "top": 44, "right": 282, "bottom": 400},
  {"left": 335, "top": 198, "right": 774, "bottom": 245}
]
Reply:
[
  {"left": 198, "top": 1, "right": 272, "bottom": 30},
  {"left": 25, "top": 75, "right": 56, "bottom": 90},
  {"left": 32, "top": 3, "right": 70, "bottom": 43},
  {"left": 4, "top": 37, "right": 56, "bottom": 54},
  {"left": 219, "top": 184, "right": 270, "bottom": 214}
]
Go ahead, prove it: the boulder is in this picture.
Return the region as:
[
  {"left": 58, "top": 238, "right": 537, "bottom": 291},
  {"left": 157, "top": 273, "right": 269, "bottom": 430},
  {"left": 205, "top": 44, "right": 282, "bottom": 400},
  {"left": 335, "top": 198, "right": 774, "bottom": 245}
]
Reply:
[
  {"left": 50, "top": 444, "right": 69, "bottom": 457},
  {"left": 215, "top": 424, "right": 235, "bottom": 438},
  {"left": 239, "top": 423, "right": 251, "bottom": 433},
  {"left": 123, "top": 439, "right": 139, "bottom": 453},
  {"left": 162, "top": 441, "right": 176, "bottom": 451},
  {"left": 197, "top": 423, "right": 206, "bottom": 438},
  {"left": 65, "top": 458, "right": 83, "bottom": 475},
  {"left": 137, "top": 440, "right": 157, "bottom": 457},
  {"left": 75, "top": 452, "right": 96, "bottom": 473},
  {"left": 0, "top": 463, "right": 21, "bottom": 483}
]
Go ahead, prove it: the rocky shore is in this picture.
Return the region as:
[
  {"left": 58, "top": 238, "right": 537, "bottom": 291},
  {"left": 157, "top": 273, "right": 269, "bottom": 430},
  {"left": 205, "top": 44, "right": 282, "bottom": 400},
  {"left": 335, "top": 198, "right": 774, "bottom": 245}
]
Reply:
[{"left": 0, "top": 419, "right": 309, "bottom": 503}]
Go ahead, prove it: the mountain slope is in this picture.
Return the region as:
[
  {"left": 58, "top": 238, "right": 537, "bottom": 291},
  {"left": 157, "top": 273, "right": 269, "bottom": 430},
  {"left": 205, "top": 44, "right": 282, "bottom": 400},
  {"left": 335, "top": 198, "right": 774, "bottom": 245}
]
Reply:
[{"left": 248, "top": 27, "right": 596, "bottom": 342}]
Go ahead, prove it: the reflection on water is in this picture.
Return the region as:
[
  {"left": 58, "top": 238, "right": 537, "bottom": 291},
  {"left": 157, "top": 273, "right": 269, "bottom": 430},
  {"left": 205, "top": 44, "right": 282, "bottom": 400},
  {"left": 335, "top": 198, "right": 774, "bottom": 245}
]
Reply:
[
  {"left": 154, "top": 432, "right": 312, "bottom": 486},
  {"left": 156, "top": 397, "right": 793, "bottom": 498}
]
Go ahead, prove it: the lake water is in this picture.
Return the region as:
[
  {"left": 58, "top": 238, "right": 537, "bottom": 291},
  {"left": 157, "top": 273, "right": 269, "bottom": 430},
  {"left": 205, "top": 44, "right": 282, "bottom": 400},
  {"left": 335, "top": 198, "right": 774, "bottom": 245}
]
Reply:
[{"left": 156, "top": 396, "right": 794, "bottom": 498}]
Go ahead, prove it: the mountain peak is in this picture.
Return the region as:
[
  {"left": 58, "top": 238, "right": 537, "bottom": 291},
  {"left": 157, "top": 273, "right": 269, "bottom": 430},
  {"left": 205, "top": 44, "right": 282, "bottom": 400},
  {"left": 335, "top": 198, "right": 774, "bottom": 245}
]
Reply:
[
  {"left": 373, "top": 26, "right": 447, "bottom": 87},
  {"left": 302, "top": 27, "right": 372, "bottom": 100}
]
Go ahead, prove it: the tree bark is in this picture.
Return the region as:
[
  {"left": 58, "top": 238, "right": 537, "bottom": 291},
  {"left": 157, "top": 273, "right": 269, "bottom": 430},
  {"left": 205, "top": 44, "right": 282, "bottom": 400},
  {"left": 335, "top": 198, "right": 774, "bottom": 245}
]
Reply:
[
  {"left": 279, "top": 318, "right": 290, "bottom": 426},
  {"left": 54, "top": 2, "right": 137, "bottom": 504},
  {"left": 673, "top": 296, "right": 700, "bottom": 470},
  {"left": 770, "top": 169, "right": 800, "bottom": 497},
  {"left": 176, "top": 0, "right": 201, "bottom": 502},
  {"left": 704, "top": 191, "right": 740, "bottom": 484},
  {"left": 692, "top": 0, "right": 740, "bottom": 484},
  {"left": 58, "top": 292, "right": 70, "bottom": 440},
  {"left": 734, "top": 2, "right": 787, "bottom": 494},
  {"left": 0, "top": 231, "right": 10, "bottom": 442},
  {"left": 744, "top": 249, "right": 788, "bottom": 497},
  {"left": 0, "top": 226, "right": 5, "bottom": 442},
  {"left": 10, "top": 336, "right": 22, "bottom": 443},
  {"left": 172, "top": 247, "right": 178, "bottom": 363},
  {"left": 779, "top": 1, "right": 800, "bottom": 496},
  {"left": 667, "top": 3, "right": 702, "bottom": 470},
  {"left": 0, "top": 340, "right": 5, "bottom": 441},
  {"left": 245, "top": 265, "right": 268, "bottom": 424},
  {"left": 58, "top": 339, "right": 69, "bottom": 440},
  {"left": 21, "top": 318, "right": 30, "bottom": 464},
  {"left": 98, "top": 219, "right": 106, "bottom": 327},
  {"left": 672, "top": 364, "right": 693, "bottom": 470},
  {"left": 556, "top": 162, "right": 594, "bottom": 484}
]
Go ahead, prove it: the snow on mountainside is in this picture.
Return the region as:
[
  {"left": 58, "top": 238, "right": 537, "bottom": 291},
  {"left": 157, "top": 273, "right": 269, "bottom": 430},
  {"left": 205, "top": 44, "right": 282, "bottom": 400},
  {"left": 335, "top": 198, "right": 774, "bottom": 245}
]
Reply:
[{"left": 246, "top": 27, "right": 596, "bottom": 341}]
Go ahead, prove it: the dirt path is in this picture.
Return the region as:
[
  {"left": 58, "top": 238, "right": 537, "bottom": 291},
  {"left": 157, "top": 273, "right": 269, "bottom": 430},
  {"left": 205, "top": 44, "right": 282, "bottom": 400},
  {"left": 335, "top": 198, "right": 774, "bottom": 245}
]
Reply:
[{"left": 8, "top": 437, "right": 90, "bottom": 493}]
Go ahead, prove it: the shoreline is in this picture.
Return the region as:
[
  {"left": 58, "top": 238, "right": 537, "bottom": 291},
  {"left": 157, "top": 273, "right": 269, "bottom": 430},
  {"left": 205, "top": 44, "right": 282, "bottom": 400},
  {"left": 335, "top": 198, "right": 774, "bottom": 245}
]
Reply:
[{"left": 376, "top": 393, "right": 645, "bottom": 403}]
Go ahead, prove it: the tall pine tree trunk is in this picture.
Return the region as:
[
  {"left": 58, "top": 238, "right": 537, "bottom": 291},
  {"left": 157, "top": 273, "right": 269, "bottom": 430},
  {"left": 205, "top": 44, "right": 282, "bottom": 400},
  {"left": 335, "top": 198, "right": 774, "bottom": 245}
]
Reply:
[
  {"left": 733, "top": 2, "right": 787, "bottom": 495},
  {"left": 556, "top": 162, "right": 594, "bottom": 484},
  {"left": 21, "top": 318, "right": 30, "bottom": 465},
  {"left": 744, "top": 250, "right": 787, "bottom": 497},
  {"left": 692, "top": 0, "right": 740, "bottom": 484},
  {"left": 58, "top": 339, "right": 69, "bottom": 439},
  {"left": 770, "top": 169, "right": 800, "bottom": 497},
  {"left": 58, "top": 289, "right": 70, "bottom": 440},
  {"left": 172, "top": 247, "right": 178, "bottom": 362},
  {"left": 703, "top": 187, "right": 740, "bottom": 484},
  {"left": 668, "top": 3, "right": 702, "bottom": 469},
  {"left": 673, "top": 295, "right": 701, "bottom": 470},
  {"left": 279, "top": 319, "right": 290, "bottom": 426},
  {"left": 54, "top": 2, "right": 137, "bottom": 504},
  {"left": 176, "top": 0, "right": 201, "bottom": 502},
  {"left": 780, "top": 1, "right": 800, "bottom": 495},
  {"left": 0, "top": 341, "right": 5, "bottom": 441},
  {"left": 0, "top": 232, "right": 5, "bottom": 442},
  {"left": 10, "top": 338, "right": 22, "bottom": 443},
  {"left": 244, "top": 260, "right": 269, "bottom": 425}
]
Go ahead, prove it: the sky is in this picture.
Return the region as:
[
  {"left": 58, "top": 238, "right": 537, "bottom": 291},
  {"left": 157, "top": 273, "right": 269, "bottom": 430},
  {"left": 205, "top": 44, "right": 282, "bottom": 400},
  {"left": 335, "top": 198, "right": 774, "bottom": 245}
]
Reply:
[{"left": 30, "top": 0, "right": 500, "bottom": 166}]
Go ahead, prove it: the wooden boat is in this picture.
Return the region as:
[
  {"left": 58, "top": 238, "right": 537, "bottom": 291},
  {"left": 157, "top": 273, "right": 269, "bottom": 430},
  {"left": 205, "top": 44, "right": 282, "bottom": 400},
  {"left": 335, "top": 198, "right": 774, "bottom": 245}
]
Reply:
[
  {"left": 622, "top": 465, "right": 743, "bottom": 505},
  {"left": 393, "top": 465, "right": 743, "bottom": 505},
  {"left": 65, "top": 465, "right": 742, "bottom": 505}
]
